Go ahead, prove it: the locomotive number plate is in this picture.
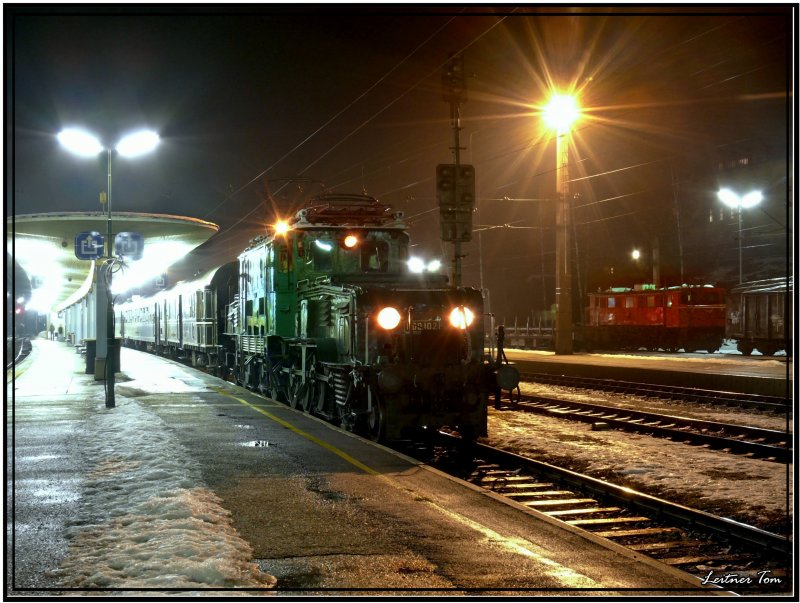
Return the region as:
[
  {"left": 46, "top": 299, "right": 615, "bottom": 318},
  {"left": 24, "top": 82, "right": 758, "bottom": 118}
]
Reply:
[{"left": 409, "top": 320, "right": 440, "bottom": 331}]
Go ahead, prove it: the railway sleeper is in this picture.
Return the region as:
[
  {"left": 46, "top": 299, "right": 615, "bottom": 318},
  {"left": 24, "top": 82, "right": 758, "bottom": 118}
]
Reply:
[
  {"left": 521, "top": 498, "right": 597, "bottom": 509},
  {"left": 567, "top": 516, "right": 652, "bottom": 528},
  {"left": 504, "top": 490, "right": 576, "bottom": 499},
  {"left": 489, "top": 482, "right": 555, "bottom": 492},
  {"left": 476, "top": 475, "right": 538, "bottom": 486},
  {"left": 660, "top": 553, "right": 756, "bottom": 567},
  {"left": 544, "top": 507, "right": 623, "bottom": 517},
  {"left": 626, "top": 540, "right": 707, "bottom": 552},
  {"left": 592, "top": 526, "right": 683, "bottom": 539}
]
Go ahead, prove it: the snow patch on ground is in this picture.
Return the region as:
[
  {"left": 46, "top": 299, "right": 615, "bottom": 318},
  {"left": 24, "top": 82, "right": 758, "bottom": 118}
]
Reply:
[
  {"left": 55, "top": 399, "right": 275, "bottom": 590},
  {"left": 486, "top": 407, "right": 792, "bottom": 529}
]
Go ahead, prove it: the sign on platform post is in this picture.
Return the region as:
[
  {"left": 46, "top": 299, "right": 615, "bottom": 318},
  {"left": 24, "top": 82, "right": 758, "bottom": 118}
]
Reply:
[
  {"left": 115, "top": 232, "right": 144, "bottom": 260},
  {"left": 74, "top": 231, "right": 105, "bottom": 260}
]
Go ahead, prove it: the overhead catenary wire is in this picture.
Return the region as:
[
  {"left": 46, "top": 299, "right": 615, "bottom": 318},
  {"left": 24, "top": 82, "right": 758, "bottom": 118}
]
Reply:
[{"left": 209, "top": 13, "right": 514, "bottom": 238}]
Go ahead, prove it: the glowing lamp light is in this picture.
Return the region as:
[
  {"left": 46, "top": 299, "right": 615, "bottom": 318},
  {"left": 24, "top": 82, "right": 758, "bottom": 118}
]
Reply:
[
  {"left": 57, "top": 128, "right": 104, "bottom": 157},
  {"left": 427, "top": 259, "right": 442, "bottom": 272},
  {"left": 717, "top": 188, "right": 763, "bottom": 209},
  {"left": 376, "top": 306, "right": 402, "bottom": 330},
  {"left": 407, "top": 257, "right": 425, "bottom": 273},
  {"left": 631, "top": 249, "right": 641, "bottom": 261},
  {"left": 449, "top": 306, "right": 475, "bottom": 329},
  {"left": 343, "top": 234, "right": 359, "bottom": 248},
  {"left": 58, "top": 127, "right": 160, "bottom": 159},
  {"left": 115, "top": 130, "right": 160, "bottom": 158},
  {"left": 740, "top": 191, "right": 763, "bottom": 209},
  {"left": 273, "top": 220, "right": 291, "bottom": 236},
  {"left": 543, "top": 93, "right": 580, "bottom": 133}
]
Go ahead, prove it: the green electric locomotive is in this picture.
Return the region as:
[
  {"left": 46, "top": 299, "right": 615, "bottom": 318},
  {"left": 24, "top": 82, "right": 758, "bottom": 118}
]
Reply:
[{"left": 226, "top": 193, "right": 508, "bottom": 443}]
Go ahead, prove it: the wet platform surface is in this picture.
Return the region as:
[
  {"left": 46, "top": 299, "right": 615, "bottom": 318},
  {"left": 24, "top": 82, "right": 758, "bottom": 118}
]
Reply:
[{"left": 7, "top": 339, "right": 720, "bottom": 596}]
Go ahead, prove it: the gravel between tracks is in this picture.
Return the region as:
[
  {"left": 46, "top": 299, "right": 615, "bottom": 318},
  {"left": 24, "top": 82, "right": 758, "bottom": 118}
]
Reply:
[{"left": 484, "top": 382, "right": 792, "bottom": 536}]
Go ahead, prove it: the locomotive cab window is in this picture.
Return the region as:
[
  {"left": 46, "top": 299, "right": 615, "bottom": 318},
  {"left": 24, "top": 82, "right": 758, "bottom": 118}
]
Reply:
[
  {"left": 311, "top": 238, "right": 334, "bottom": 271},
  {"left": 361, "top": 240, "right": 389, "bottom": 272}
]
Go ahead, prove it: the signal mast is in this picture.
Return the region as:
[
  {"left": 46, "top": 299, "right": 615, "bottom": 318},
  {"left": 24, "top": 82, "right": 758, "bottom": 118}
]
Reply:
[{"left": 436, "top": 53, "right": 475, "bottom": 288}]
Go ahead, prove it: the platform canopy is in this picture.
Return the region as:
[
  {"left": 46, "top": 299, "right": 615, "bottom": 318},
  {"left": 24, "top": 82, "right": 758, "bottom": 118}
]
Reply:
[{"left": 7, "top": 212, "right": 218, "bottom": 314}]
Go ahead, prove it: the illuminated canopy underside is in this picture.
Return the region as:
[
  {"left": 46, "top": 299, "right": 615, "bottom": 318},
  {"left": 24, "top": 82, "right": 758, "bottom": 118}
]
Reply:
[{"left": 7, "top": 212, "right": 218, "bottom": 313}]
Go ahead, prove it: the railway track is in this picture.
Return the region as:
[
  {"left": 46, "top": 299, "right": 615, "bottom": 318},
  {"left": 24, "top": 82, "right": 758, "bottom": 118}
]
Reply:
[
  {"left": 504, "top": 392, "right": 791, "bottom": 463},
  {"left": 522, "top": 372, "right": 789, "bottom": 413},
  {"left": 432, "top": 434, "right": 791, "bottom": 594},
  {"left": 6, "top": 337, "right": 32, "bottom": 373}
]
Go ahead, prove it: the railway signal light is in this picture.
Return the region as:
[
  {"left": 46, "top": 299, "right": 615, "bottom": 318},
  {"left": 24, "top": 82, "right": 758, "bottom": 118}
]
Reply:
[
  {"left": 437, "top": 163, "right": 475, "bottom": 242},
  {"left": 442, "top": 53, "right": 467, "bottom": 103}
]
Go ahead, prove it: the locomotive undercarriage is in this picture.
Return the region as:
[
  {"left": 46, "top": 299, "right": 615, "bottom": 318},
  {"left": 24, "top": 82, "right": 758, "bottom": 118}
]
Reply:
[{"left": 232, "top": 341, "right": 489, "bottom": 443}]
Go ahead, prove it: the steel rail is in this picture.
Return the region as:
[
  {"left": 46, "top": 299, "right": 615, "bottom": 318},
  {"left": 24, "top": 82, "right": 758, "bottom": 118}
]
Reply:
[
  {"left": 437, "top": 433, "right": 790, "bottom": 557},
  {"left": 6, "top": 337, "right": 31, "bottom": 372},
  {"left": 521, "top": 372, "right": 789, "bottom": 412},
  {"left": 510, "top": 393, "right": 791, "bottom": 463}
]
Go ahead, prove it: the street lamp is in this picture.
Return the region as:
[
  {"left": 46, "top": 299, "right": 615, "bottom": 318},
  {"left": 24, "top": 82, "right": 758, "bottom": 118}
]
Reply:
[
  {"left": 58, "top": 127, "right": 159, "bottom": 407},
  {"left": 543, "top": 92, "right": 580, "bottom": 355},
  {"left": 407, "top": 256, "right": 442, "bottom": 273},
  {"left": 717, "top": 188, "right": 763, "bottom": 284}
]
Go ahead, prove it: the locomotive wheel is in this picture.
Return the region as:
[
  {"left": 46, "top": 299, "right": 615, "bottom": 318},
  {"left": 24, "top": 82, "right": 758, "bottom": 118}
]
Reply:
[
  {"left": 290, "top": 383, "right": 308, "bottom": 411},
  {"left": 241, "top": 363, "right": 256, "bottom": 389},
  {"left": 287, "top": 364, "right": 307, "bottom": 411},
  {"left": 289, "top": 377, "right": 308, "bottom": 411},
  {"left": 737, "top": 343, "right": 754, "bottom": 356},
  {"left": 266, "top": 362, "right": 287, "bottom": 403},
  {"left": 366, "top": 396, "right": 385, "bottom": 442}
]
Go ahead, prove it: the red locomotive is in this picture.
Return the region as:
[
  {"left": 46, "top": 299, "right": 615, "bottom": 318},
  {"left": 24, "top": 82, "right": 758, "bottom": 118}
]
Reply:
[{"left": 580, "top": 284, "right": 726, "bottom": 353}]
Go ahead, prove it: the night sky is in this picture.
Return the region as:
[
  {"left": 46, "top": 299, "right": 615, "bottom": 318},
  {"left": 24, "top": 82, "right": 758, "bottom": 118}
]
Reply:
[{"left": 7, "top": 5, "right": 792, "bottom": 320}]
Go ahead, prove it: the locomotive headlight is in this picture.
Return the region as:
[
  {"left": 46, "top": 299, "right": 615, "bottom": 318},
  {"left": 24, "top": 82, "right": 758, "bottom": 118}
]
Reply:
[
  {"left": 377, "top": 306, "right": 402, "bottom": 330},
  {"left": 343, "top": 234, "right": 359, "bottom": 248},
  {"left": 449, "top": 306, "right": 475, "bottom": 329}
]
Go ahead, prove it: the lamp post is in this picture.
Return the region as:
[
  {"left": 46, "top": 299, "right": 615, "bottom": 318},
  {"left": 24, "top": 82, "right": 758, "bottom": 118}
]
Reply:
[
  {"left": 717, "top": 188, "right": 763, "bottom": 284},
  {"left": 58, "top": 127, "right": 159, "bottom": 407},
  {"left": 543, "top": 93, "right": 580, "bottom": 355}
]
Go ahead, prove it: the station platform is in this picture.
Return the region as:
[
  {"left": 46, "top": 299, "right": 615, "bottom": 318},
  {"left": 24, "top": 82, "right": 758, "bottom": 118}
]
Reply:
[
  {"left": 7, "top": 338, "right": 718, "bottom": 596},
  {"left": 506, "top": 349, "right": 792, "bottom": 399}
]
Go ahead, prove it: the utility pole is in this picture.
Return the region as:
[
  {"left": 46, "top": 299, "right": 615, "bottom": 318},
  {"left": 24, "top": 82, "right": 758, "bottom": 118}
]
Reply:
[
  {"left": 437, "top": 53, "right": 474, "bottom": 288},
  {"left": 670, "top": 163, "right": 685, "bottom": 285},
  {"left": 554, "top": 127, "right": 573, "bottom": 354}
]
